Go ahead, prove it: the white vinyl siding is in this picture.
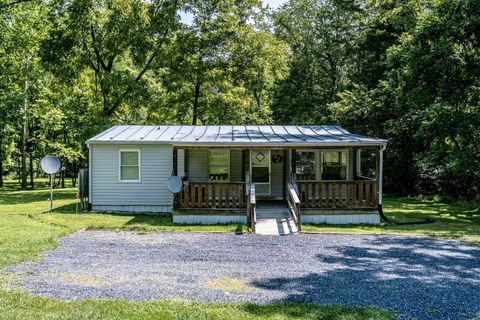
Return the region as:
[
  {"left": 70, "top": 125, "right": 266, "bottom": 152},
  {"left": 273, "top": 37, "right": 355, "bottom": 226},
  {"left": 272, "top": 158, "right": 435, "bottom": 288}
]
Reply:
[
  {"left": 230, "top": 150, "right": 243, "bottom": 181},
  {"left": 90, "top": 144, "right": 173, "bottom": 210},
  {"left": 186, "top": 149, "right": 208, "bottom": 181}
]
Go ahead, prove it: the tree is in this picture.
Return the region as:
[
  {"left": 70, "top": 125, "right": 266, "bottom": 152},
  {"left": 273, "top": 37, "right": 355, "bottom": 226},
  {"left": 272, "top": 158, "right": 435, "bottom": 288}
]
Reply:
[
  {"left": 328, "top": 0, "right": 425, "bottom": 194},
  {"left": 43, "top": 0, "right": 180, "bottom": 118},
  {"left": 271, "top": 0, "right": 363, "bottom": 124},
  {"left": 387, "top": 0, "right": 480, "bottom": 198},
  {"left": 162, "top": 0, "right": 288, "bottom": 124},
  {"left": 0, "top": 2, "right": 51, "bottom": 189}
]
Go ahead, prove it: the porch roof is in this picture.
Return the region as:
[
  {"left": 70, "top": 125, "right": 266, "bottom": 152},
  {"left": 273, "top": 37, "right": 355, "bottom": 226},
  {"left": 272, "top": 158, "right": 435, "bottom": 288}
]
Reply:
[{"left": 87, "top": 125, "right": 387, "bottom": 147}]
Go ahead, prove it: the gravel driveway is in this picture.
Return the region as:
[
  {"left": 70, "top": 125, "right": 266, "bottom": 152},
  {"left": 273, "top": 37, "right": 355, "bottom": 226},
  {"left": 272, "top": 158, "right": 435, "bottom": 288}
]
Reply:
[{"left": 4, "top": 230, "right": 480, "bottom": 320}]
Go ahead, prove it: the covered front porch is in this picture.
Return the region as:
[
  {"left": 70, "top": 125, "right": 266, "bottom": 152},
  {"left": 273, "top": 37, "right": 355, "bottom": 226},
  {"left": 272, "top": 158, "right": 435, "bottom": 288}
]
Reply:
[{"left": 172, "top": 146, "right": 383, "bottom": 231}]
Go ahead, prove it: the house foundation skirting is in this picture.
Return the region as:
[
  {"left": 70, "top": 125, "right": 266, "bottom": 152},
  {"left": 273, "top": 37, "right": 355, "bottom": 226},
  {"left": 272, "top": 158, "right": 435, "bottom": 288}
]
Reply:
[
  {"left": 301, "top": 213, "right": 380, "bottom": 224},
  {"left": 91, "top": 204, "right": 172, "bottom": 214},
  {"left": 173, "top": 214, "right": 247, "bottom": 225}
]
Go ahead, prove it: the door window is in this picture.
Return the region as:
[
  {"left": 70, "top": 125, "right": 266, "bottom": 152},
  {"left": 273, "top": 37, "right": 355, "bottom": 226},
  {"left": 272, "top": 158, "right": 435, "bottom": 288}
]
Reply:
[{"left": 251, "top": 150, "right": 271, "bottom": 194}]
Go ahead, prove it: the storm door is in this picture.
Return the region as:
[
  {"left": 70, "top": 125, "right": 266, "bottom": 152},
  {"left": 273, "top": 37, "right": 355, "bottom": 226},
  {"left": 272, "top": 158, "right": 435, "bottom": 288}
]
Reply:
[{"left": 250, "top": 150, "right": 271, "bottom": 195}]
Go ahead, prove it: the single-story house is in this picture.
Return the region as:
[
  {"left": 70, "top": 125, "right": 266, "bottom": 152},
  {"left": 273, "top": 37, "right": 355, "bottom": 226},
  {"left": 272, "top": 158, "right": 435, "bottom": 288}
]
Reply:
[{"left": 86, "top": 125, "right": 387, "bottom": 231}]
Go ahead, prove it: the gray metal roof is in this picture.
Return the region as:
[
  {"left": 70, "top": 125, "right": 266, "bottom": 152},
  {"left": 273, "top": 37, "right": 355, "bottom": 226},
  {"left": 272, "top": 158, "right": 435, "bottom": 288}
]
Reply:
[{"left": 87, "top": 125, "right": 387, "bottom": 147}]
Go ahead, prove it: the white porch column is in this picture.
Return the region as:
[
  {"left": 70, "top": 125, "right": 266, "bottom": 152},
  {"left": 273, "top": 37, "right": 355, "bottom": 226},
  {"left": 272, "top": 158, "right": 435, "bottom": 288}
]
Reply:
[
  {"left": 356, "top": 149, "right": 361, "bottom": 176},
  {"left": 378, "top": 145, "right": 386, "bottom": 205}
]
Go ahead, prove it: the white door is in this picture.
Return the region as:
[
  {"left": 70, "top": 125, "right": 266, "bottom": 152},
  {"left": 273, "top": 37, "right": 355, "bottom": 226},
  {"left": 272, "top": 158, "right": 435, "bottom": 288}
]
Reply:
[{"left": 250, "top": 150, "right": 271, "bottom": 195}]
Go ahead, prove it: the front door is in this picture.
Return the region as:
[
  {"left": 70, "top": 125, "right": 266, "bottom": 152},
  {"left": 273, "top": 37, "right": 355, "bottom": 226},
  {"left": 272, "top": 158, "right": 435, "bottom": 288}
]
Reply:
[{"left": 250, "top": 150, "right": 271, "bottom": 195}]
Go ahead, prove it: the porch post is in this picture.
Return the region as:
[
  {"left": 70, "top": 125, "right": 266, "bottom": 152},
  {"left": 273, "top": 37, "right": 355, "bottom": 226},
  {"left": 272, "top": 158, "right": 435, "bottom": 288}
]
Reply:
[
  {"left": 377, "top": 146, "right": 385, "bottom": 206},
  {"left": 282, "top": 149, "right": 287, "bottom": 200},
  {"left": 173, "top": 147, "right": 178, "bottom": 176},
  {"left": 291, "top": 149, "right": 296, "bottom": 183},
  {"left": 243, "top": 149, "right": 250, "bottom": 184},
  {"left": 356, "top": 149, "right": 361, "bottom": 177},
  {"left": 243, "top": 149, "right": 250, "bottom": 224}
]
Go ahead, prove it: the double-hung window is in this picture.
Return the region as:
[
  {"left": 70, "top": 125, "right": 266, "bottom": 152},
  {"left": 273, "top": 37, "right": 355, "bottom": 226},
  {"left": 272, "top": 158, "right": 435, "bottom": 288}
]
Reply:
[
  {"left": 295, "top": 151, "right": 317, "bottom": 181},
  {"left": 208, "top": 150, "right": 230, "bottom": 181},
  {"left": 321, "top": 151, "right": 347, "bottom": 180},
  {"left": 119, "top": 150, "right": 141, "bottom": 182}
]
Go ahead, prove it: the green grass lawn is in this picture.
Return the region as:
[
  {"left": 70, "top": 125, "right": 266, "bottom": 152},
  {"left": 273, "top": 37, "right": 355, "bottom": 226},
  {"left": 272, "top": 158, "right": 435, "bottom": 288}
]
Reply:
[
  {"left": 303, "top": 195, "right": 480, "bottom": 243},
  {"left": 0, "top": 179, "right": 394, "bottom": 319},
  {"left": 1, "top": 179, "right": 478, "bottom": 319}
]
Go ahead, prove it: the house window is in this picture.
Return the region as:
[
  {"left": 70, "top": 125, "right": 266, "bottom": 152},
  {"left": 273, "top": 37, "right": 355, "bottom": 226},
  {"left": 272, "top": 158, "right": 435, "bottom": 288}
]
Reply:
[
  {"left": 322, "top": 151, "right": 347, "bottom": 180},
  {"left": 208, "top": 150, "right": 230, "bottom": 181},
  {"left": 295, "top": 151, "right": 317, "bottom": 181},
  {"left": 251, "top": 150, "right": 270, "bottom": 183},
  {"left": 119, "top": 150, "right": 140, "bottom": 182}
]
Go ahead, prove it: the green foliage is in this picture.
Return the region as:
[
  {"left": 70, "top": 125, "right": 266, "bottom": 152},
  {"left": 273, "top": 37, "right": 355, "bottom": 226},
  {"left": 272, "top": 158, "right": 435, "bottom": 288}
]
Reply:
[
  {"left": 162, "top": 0, "right": 288, "bottom": 124},
  {"left": 327, "top": 0, "right": 480, "bottom": 199},
  {"left": 271, "top": 0, "right": 363, "bottom": 123},
  {"left": 303, "top": 194, "right": 480, "bottom": 243},
  {"left": 0, "top": 0, "right": 478, "bottom": 200}
]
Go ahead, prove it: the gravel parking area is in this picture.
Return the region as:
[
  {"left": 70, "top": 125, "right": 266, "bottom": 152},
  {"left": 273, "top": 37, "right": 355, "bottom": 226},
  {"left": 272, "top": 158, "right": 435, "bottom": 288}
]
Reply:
[{"left": 4, "top": 230, "right": 480, "bottom": 320}]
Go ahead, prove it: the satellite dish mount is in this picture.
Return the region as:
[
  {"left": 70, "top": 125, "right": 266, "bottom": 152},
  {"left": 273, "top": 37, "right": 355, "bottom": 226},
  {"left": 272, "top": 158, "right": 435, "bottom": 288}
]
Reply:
[
  {"left": 40, "top": 155, "right": 61, "bottom": 212},
  {"left": 166, "top": 171, "right": 183, "bottom": 194}
]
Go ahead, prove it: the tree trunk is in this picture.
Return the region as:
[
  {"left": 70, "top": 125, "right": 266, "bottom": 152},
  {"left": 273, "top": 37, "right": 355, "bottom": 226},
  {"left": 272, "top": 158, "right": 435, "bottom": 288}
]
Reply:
[
  {"left": 192, "top": 83, "right": 201, "bottom": 125},
  {"left": 72, "top": 162, "right": 77, "bottom": 187},
  {"left": 0, "top": 157, "right": 3, "bottom": 188},
  {"left": 61, "top": 165, "right": 65, "bottom": 188},
  {"left": 29, "top": 152, "right": 34, "bottom": 189},
  {"left": 20, "top": 81, "right": 28, "bottom": 190}
]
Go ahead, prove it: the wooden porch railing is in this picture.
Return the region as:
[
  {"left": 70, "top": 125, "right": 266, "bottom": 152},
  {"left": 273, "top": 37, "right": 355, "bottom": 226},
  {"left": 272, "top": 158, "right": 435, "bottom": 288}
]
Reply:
[
  {"left": 287, "top": 182, "right": 301, "bottom": 231},
  {"left": 247, "top": 184, "right": 256, "bottom": 232},
  {"left": 297, "top": 180, "right": 378, "bottom": 209},
  {"left": 176, "top": 181, "right": 246, "bottom": 209}
]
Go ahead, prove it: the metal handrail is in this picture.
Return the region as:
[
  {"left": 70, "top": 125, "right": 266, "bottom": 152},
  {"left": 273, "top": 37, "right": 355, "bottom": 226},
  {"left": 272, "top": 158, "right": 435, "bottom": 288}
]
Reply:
[{"left": 248, "top": 183, "right": 256, "bottom": 233}]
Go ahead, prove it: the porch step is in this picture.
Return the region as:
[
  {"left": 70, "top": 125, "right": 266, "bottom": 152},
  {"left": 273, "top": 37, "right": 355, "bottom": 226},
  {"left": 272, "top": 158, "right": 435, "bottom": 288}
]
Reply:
[{"left": 255, "top": 208, "right": 298, "bottom": 236}]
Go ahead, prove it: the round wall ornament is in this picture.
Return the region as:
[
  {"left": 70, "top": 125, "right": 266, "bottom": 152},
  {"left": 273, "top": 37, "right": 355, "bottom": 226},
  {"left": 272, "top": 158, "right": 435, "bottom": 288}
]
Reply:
[{"left": 272, "top": 154, "right": 283, "bottom": 163}]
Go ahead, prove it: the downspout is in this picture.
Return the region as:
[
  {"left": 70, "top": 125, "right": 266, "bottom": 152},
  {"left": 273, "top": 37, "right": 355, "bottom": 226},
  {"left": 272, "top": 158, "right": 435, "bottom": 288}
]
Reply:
[{"left": 378, "top": 145, "right": 385, "bottom": 208}]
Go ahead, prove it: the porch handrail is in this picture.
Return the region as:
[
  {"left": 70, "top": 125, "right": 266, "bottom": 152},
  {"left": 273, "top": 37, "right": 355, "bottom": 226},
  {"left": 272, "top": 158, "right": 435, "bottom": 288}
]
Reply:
[
  {"left": 297, "top": 180, "right": 378, "bottom": 209},
  {"left": 287, "top": 182, "right": 301, "bottom": 231},
  {"left": 176, "top": 181, "right": 246, "bottom": 209},
  {"left": 355, "top": 175, "right": 375, "bottom": 181},
  {"left": 248, "top": 183, "right": 256, "bottom": 233}
]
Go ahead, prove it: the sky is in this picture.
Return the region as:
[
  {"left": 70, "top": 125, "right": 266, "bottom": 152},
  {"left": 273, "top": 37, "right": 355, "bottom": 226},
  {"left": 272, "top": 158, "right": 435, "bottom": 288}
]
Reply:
[{"left": 180, "top": 0, "right": 288, "bottom": 24}]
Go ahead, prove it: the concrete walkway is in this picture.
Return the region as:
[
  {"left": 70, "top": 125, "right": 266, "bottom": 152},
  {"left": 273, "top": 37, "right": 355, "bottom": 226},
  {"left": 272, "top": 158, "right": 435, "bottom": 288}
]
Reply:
[{"left": 255, "top": 207, "right": 298, "bottom": 235}]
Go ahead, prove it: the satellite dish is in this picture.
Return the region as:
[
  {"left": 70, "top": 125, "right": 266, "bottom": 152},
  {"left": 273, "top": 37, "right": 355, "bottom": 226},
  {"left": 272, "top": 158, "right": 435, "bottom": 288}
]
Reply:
[
  {"left": 40, "top": 156, "right": 61, "bottom": 174},
  {"left": 166, "top": 175, "right": 183, "bottom": 193}
]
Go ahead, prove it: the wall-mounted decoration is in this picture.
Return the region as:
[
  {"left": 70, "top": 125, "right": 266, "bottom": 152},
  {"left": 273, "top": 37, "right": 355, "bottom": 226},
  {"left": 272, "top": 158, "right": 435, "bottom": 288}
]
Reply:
[{"left": 272, "top": 154, "right": 283, "bottom": 163}]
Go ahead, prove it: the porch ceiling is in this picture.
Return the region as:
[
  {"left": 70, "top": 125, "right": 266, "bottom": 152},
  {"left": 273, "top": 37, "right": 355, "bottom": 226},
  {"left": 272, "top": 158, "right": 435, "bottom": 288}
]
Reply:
[{"left": 87, "top": 125, "right": 387, "bottom": 147}]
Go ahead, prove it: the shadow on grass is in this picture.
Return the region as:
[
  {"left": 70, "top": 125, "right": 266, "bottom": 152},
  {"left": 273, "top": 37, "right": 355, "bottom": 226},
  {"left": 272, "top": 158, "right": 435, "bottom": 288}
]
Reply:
[
  {"left": 241, "top": 302, "right": 394, "bottom": 319},
  {"left": 0, "top": 187, "right": 77, "bottom": 205}
]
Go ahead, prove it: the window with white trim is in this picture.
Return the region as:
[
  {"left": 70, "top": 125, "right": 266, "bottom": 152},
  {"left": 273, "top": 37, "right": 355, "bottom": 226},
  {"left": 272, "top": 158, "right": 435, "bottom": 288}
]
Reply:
[
  {"left": 119, "top": 150, "right": 140, "bottom": 182},
  {"left": 295, "top": 151, "right": 317, "bottom": 181},
  {"left": 208, "top": 149, "right": 230, "bottom": 181},
  {"left": 321, "top": 151, "right": 347, "bottom": 180}
]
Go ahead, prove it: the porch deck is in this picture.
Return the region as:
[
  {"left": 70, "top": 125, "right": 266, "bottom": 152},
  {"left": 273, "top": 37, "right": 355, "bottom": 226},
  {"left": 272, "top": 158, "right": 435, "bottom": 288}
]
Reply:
[
  {"left": 173, "top": 179, "right": 379, "bottom": 232},
  {"left": 174, "top": 180, "right": 378, "bottom": 211}
]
